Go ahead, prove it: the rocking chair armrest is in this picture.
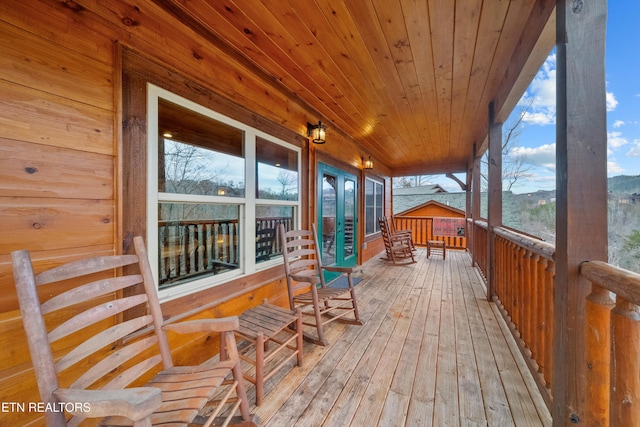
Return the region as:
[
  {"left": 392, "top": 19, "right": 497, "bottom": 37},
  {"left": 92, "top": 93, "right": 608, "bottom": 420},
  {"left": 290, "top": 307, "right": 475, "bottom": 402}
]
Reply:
[
  {"left": 322, "top": 265, "right": 354, "bottom": 274},
  {"left": 53, "top": 387, "right": 162, "bottom": 421},
  {"left": 289, "top": 273, "right": 319, "bottom": 284},
  {"left": 163, "top": 317, "right": 240, "bottom": 334}
]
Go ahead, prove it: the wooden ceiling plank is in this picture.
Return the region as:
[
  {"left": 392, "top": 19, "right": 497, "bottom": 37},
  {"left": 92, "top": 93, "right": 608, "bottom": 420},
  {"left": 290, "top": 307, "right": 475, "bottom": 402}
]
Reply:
[
  {"left": 177, "top": 0, "right": 366, "bottom": 136},
  {"left": 343, "top": 0, "right": 424, "bottom": 164},
  {"left": 427, "top": 0, "right": 456, "bottom": 163},
  {"left": 272, "top": 0, "right": 401, "bottom": 156},
  {"left": 457, "top": 0, "right": 510, "bottom": 160},
  {"left": 88, "top": 0, "right": 314, "bottom": 137},
  {"left": 370, "top": 0, "right": 428, "bottom": 162},
  {"left": 312, "top": 0, "right": 403, "bottom": 144},
  {"left": 402, "top": 0, "right": 441, "bottom": 156},
  {"left": 143, "top": 0, "right": 552, "bottom": 175},
  {"left": 448, "top": 0, "right": 483, "bottom": 168}
]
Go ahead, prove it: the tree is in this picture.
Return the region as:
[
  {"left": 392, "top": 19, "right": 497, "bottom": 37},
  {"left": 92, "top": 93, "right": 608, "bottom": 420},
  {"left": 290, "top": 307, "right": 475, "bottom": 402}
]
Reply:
[
  {"left": 481, "top": 99, "right": 535, "bottom": 191},
  {"left": 276, "top": 170, "right": 298, "bottom": 198},
  {"left": 392, "top": 175, "right": 435, "bottom": 188}
]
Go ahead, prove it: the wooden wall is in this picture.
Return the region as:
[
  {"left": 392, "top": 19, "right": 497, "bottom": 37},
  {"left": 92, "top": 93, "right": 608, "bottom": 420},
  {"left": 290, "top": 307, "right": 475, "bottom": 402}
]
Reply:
[
  {"left": 402, "top": 204, "right": 465, "bottom": 218},
  {"left": 0, "top": 0, "right": 388, "bottom": 423}
]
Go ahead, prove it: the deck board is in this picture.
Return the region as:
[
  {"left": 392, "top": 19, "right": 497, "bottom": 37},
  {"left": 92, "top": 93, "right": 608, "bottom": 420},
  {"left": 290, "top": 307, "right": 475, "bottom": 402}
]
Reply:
[{"left": 251, "top": 249, "right": 550, "bottom": 426}]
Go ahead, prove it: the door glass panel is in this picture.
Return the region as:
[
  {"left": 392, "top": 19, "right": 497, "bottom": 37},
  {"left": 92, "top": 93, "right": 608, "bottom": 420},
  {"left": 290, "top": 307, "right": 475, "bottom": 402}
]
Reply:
[
  {"left": 344, "top": 179, "right": 355, "bottom": 257},
  {"left": 321, "top": 174, "right": 337, "bottom": 265}
]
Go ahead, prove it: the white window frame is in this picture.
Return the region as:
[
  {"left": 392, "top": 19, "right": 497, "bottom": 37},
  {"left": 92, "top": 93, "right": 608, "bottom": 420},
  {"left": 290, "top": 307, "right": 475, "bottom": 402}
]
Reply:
[
  {"left": 147, "top": 84, "right": 301, "bottom": 301},
  {"left": 365, "top": 177, "right": 384, "bottom": 236}
]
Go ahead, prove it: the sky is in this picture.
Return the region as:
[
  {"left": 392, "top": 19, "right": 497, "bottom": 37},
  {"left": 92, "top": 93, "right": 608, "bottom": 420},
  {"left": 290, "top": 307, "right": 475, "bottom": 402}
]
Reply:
[{"left": 429, "top": 1, "right": 640, "bottom": 194}]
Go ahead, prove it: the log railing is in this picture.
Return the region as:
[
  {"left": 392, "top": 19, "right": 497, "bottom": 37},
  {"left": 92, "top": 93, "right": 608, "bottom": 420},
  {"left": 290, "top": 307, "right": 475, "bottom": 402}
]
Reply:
[
  {"left": 492, "top": 226, "right": 555, "bottom": 406},
  {"left": 472, "top": 219, "right": 555, "bottom": 406},
  {"left": 393, "top": 215, "right": 467, "bottom": 249},
  {"left": 472, "top": 220, "right": 488, "bottom": 280},
  {"left": 580, "top": 260, "right": 640, "bottom": 426}
]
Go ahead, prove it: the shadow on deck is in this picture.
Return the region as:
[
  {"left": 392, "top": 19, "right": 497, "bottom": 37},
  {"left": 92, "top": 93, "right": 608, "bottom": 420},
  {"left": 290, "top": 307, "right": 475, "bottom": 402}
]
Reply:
[{"left": 247, "top": 249, "right": 551, "bottom": 426}]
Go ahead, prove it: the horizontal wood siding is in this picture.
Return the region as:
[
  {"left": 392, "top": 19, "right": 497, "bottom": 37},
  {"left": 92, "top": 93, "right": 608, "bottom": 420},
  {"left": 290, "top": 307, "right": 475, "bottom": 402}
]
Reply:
[{"left": 0, "top": 0, "right": 388, "bottom": 419}]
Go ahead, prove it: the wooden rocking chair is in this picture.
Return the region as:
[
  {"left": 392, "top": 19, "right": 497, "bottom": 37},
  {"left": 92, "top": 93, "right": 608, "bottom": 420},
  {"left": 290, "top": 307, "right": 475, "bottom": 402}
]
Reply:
[
  {"left": 12, "top": 236, "right": 258, "bottom": 427},
  {"left": 279, "top": 223, "right": 363, "bottom": 346},
  {"left": 389, "top": 216, "right": 416, "bottom": 251},
  {"left": 378, "top": 217, "right": 416, "bottom": 265}
]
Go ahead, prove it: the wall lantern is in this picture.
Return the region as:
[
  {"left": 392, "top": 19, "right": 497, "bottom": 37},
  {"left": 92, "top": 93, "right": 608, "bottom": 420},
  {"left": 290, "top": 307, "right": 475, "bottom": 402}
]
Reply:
[
  {"left": 307, "top": 121, "right": 327, "bottom": 144},
  {"left": 363, "top": 156, "right": 374, "bottom": 170}
]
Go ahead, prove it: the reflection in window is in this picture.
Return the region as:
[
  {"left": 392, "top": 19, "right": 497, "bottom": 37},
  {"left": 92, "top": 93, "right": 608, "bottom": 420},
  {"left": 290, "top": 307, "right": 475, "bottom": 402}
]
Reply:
[
  {"left": 365, "top": 178, "right": 384, "bottom": 235},
  {"left": 255, "top": 205, "right": 295, "bottom": 264},
  {"left": 344, "top": 179, "right": 355, "bottom": 257},
  {"left": 321, "top": 174, "right": 337, "bottom": 265},
  {"left": 256, "top": 137, "right": 298, "bottom": 200},
  {"left": 158, "top": 99, "right": 245, "bottom": 197},
  {"left": 158, "top": 203, "right": 240, "bottom": 288}
]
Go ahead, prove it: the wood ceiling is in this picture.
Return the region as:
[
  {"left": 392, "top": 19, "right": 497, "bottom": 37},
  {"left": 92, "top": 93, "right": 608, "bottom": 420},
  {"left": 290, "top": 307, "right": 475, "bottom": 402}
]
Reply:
[{"left": 154, "top": 0, "right": 556, "bottom": 176}]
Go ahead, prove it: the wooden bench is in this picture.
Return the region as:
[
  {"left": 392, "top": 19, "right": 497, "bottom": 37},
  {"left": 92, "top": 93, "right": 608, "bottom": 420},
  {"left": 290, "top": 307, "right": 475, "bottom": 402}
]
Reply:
[
  {"left": 427, "top": 239, "right": 446, "bottom": 259},
  {"left": 12, "top": 236, "right": 259, "bottom": 427},
  {"left": 232, "top": 302, "right": 303, "bottom": 405}
]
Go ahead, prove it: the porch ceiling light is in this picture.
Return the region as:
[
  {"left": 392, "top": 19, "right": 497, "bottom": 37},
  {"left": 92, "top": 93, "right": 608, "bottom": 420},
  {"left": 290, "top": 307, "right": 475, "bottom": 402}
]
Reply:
[
  {"left": 307, "top": 121, "right": 327, "bottom": 144},
  {"left": 363, "top": 156, "right": 374, "bottom": 170}
]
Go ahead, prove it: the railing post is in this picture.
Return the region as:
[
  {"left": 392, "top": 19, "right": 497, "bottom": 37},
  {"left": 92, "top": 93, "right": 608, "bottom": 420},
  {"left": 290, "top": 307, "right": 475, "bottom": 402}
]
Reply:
[
  {"left": 584, "top": 283, "right": 614, "bottom": 426},
  {"left": 610, "top": 297, "right": 640, "bottom": 425}
]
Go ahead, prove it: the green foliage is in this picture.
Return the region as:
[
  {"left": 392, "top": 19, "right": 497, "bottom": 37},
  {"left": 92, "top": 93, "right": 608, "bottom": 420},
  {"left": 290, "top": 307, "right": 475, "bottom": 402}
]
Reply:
[{"left": 623, "top": 229, "right": 640, "bottom": 251}]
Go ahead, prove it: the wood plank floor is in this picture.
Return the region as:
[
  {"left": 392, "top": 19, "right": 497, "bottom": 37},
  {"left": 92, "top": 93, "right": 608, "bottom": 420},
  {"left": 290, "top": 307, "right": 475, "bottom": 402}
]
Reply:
[{"left": 246, "top": 249, "right": 551, "bottom": 426}]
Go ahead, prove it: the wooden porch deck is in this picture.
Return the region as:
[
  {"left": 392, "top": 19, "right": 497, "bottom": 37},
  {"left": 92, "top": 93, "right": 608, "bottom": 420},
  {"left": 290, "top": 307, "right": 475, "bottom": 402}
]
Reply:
[{"left": 245, "top": 249, "right": 551, "bottom": 426}]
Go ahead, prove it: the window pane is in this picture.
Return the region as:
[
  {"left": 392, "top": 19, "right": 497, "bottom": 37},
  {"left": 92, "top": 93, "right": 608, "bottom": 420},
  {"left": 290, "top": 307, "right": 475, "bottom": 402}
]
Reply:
[
  {"left": 256, "top": 137, "right": 299, "bottom": 200},
  {"left": 365, "top": 179, "right": 383, "bottom": 235},
  {"left": 158, "top": 99, "right": 245, "bottom": 197},
  {"left": 365, "top": 180, "right": 374, "bottom": 235},
  {"left": 255, "top": 205, "right": 295, "bottom": 264},
  {"left": 375, "top": 182, "right": 383, "bottom": 232},
  {"left": 158, "top": 203, "right": 240, "bottom": 288}
]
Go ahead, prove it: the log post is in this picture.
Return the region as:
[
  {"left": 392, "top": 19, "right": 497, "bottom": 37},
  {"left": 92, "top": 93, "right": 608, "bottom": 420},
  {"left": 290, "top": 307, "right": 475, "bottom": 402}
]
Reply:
[
  {"left": 472, "top": 144, "right": 481, "bottom": 268},
  {"left": 487, "top": 102, "right": 502, "bottom": 300},
  {"left": 553, "top": 1, "right": 608, "bottom": 425}
]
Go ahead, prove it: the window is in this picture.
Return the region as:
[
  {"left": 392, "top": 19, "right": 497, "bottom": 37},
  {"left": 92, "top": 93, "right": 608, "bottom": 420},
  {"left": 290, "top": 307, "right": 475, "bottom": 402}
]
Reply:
[
  {"left": 148, "top": 85, "right": 300, "bottom": 300},
  {"left": 365, "top": 178, "right": 384, "bottom": 235}
]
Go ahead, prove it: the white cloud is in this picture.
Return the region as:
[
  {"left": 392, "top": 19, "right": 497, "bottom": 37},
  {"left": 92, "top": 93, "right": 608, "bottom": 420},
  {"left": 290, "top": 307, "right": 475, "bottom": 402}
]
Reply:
[
  {"left": 627, "top": 140, "right": 640, "bottom": 157},
  {"left": 608, "top": 131, "right": 629, "bottom": 149},
  {"left": 608, "top": 161, "right": 624, "bottom": 174},
  {"left": 519, "top": 54, "right": 556, "bottom": 126},
  {"left": 613, "top": 120, "right": 625, "bottom": 128},
  {"left": 512, "top": 143, "right": 556, "bottom": 171},
  {"left": 606, "top": 92, "right": 619, "bottom": 111},
  {"left": 522, "top": 110, "right": 555, "bottom": 125}
]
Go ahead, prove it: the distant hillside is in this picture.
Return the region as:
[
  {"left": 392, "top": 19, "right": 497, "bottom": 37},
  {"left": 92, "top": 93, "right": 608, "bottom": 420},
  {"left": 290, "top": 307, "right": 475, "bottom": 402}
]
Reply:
[{"left": 608, "top": 175, "right": 640, "bottom": 194}]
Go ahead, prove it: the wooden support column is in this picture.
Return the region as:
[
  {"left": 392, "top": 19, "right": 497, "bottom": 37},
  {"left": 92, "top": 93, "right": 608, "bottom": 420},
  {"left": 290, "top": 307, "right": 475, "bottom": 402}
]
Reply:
[
  {"left": 472, "top": 143, "right": 481, "bottom": 267},
  {"left": 553, "top": 1, "right": 608, "bottom": 425},
  {"left": 487, "top": 102, "right": 502, "bottom": 300},
  {"left": 466, "top": 160, "right": 473, "bottom": 254}
]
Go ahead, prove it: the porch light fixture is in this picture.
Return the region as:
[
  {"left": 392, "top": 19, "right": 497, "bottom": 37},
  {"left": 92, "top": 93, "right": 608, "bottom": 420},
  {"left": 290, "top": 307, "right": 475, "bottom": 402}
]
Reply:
[
  {"left": 363, "top": 156, "right": 374, "bottom": 170},
  {"left": 307, "top": 121, "right": 327, "bottom": 144}
]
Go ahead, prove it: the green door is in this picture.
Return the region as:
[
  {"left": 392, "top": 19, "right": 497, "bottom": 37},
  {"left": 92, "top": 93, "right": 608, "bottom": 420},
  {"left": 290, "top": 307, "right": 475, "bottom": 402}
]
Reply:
[{"left": 317, "top": 163, "right": 357, "bottom": 282}]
